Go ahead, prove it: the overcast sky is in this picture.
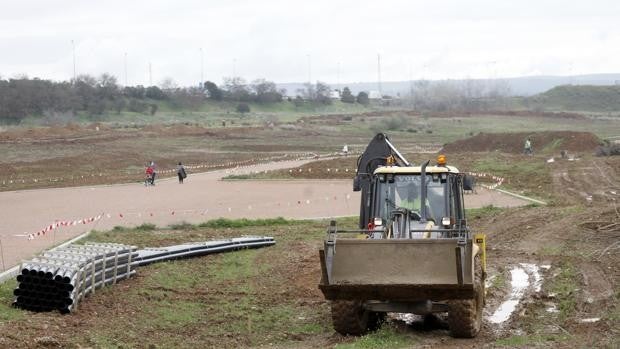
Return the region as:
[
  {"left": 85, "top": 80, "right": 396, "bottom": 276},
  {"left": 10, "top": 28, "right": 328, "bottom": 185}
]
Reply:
[{"left": 1, "top": 0, "right": 619, "bottom": 86}]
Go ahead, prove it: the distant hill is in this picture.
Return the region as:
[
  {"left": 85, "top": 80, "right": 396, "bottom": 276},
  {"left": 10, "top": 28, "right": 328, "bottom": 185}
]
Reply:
[
  {"left": 532, "top": 85, "right": 620, "bottom": 112},
  {"left": 278, "top": 73, "right": 620, "bottom": 97}
]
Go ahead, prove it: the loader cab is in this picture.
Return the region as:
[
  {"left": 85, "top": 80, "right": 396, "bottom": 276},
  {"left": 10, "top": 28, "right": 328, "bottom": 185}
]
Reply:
[{"left": 367, "top": 166, "right": 467, "bottom": 233}]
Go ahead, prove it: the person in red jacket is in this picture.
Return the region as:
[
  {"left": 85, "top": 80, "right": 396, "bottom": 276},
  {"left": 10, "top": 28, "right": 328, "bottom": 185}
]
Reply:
[{"left": 145, "top": 164, "right": 154, "bottom": 186}]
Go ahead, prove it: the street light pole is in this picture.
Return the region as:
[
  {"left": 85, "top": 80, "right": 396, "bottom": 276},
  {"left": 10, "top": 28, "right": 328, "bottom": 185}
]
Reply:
[
  {"left": 124, "top": 52, "right": 128, "bottom": 86},
  {"left": 200, "top": 48, "right": 204, "bottom": 87},
  {"left": 71, "top": 40, "right": 76, "bottom": 82},
  {"left": 307, "top": 54, "right": 311, "bottom": 84}
]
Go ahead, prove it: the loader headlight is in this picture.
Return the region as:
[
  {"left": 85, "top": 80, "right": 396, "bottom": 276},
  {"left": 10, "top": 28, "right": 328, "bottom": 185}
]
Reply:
[
  {"left": 442, "top": 216, "right": 452, "bottom": 227},
  {"left": 373, "top": 218, "right": 383, "bottom": 227}
]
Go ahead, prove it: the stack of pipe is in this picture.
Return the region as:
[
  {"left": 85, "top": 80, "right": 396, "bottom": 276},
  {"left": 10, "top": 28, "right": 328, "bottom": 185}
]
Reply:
[
  {"left": 12, "top": 236, "right": 275, "bottom": 314},
  {"left": 13, "top": 243, "right": 137, "bottom": 313}
]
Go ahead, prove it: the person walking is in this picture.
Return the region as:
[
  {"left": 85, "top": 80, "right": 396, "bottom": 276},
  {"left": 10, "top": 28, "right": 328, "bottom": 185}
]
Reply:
[
  {"left": 524, "top": 137, "right": 533, "bottom": 155},
  {"left": 149, "top": 161, "right": 157, "bottom": 185},
  {"left": 177, "top": 162, "right": 187, "bottom": 184},
  {"left": 145, "top": 163, "right": 154, "bottom": 186}
]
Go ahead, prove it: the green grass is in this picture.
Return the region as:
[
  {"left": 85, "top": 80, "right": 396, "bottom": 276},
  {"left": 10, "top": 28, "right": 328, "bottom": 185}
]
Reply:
[
  {"left": 207, "top": 248, "right": 266, "bottom": 283},
  {"left": 490, "top": 272, "right": 506, "bottom": 289},
  {"left": 466, "top": 205, "right": 504, "bottom": 219},
  {"left": 549, "top": 262, "right": 578, "bottom": 322},
  {"left": 335, "top": 326, "right": 413, "bottom": 349},
  {"left": 149, "top": 300, "right": 204, "bottom": 328},
  {"left": 197, "top": 217, "right": 290, "bottom": 228},
  {"left": 0, "top": 280, "right": 24, "bottom": 322}
]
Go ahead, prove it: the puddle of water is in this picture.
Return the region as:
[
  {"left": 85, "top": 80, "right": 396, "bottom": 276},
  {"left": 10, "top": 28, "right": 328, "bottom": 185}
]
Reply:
[
  {"left": 545, "top": 303, "right": 559, "bottom": 313},
  {"left": 488, "top": 267, "right": 529, "bottom": 324},
  {"left": 578, "top": 317, "right": 600, "bottom": 323},
  {"left": 520, "top": 263, "right": 542, "bottom": 292},
  {"left": 391, "top": 313, "right": 420, "bottom": 325}
]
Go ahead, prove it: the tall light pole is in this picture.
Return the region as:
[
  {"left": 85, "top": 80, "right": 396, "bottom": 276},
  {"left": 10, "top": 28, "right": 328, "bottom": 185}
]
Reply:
[
  {"left": 233, "top": 58, "right": 236, "bottom": 77},
  {"left": 124, "top": 52, "right": 128, "bottom": 86},
  {"left": 377, "top": 53, "right": 382, "bottom": 95},
  {"left": 71, "top": 40, "right": 76, "bottom": 82},
  {"left": 149, "top": 62, "right": 152, "bottom": 86},
  {"left": 337, "top": 61, "right": 340, "bottom": 91},
  {"left": 307, "top": 54, "right": 311, "bottom": 84},
  {"left": 200, "top": 48, "right": 204, "bottom": 87}
]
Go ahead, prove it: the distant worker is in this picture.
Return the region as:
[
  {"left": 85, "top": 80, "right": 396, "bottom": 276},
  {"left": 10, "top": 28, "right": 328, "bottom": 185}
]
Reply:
[
  {"left": 342, "top": 144, "right": 349, "bottom": 155},
  {"left": 149, "top": 161, "right": 157, "bottom": 185},
  {"left": 145, "top": 163, "right": 154, "bottom": 186},
  {"left": 177, "top": 162, "right": 187, "bottom": 184},
  {"left": 524, "top": 137, "right": 533, "bottom": 155}
]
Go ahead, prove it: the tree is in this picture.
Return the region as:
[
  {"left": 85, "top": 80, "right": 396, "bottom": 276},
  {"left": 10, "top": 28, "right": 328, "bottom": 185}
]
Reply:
[
  {"left": 315, "top": 81, "right": 332, "bottom": 104},
  {"left": 145, "top": 86, "right": 166, "bottom": 100},
  {"left": 223, "top": 77, "right": 251, "bottom": 102},
  {"left": 293, "top": 95, "right": 304, "bottom": 107},
  {"left": 340, "top": 87, "right": 355, "bottom": 103},
  {"left": 356, "top": 91, "right": 370, "bottom": 106},
  {"left": 123, "top": 85, "right": 145, "bottom": 99},
  {"left": 149, "top": 103, "right": 158, "bottom": 115},
  {"left": 251, "top": 78, "right": 282, "bottom": 103},
  {"left": 236, "top": 103, "right": 250, "bottom": 113},
  {"left": 97, "top": 73, "right": 120, "bottom": 100},
  {"left": 203, "top": 81, "right": 223, "bottom": 101}
]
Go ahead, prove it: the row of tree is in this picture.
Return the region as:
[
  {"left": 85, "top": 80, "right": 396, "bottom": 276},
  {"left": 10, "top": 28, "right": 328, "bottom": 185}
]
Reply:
[{"left": 0, "top": 74, "right": 170, "bottom": 122}]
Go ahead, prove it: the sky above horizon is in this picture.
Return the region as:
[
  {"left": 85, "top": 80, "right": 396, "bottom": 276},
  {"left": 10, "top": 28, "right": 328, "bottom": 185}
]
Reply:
[{"left": 1, "top": 0, "right": 619, "bottom": 87}]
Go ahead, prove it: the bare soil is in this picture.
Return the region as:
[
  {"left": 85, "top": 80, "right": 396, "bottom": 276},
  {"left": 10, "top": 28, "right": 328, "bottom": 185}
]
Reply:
[{"left": 442, "top": 131, "right": 602, "bottom": 154}]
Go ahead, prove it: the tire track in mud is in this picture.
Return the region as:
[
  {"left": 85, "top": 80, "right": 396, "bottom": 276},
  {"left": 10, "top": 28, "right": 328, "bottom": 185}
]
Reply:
[{"left": 486, "top": 263, "right": 546, "bottom": 326}]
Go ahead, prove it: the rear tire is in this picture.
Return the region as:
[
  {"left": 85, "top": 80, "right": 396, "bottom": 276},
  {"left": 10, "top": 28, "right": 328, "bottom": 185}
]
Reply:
[
  {"left": 331, "top": 300, "right": 383, "bottom": 336},
  {"left": 448, "top": 255, "right": 484, "bottom": 338}
]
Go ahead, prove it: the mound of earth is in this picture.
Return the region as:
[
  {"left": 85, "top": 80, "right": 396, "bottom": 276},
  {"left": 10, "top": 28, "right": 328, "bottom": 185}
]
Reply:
[{"left": 442, "top": 131, "right": 601, "bottom": 154}]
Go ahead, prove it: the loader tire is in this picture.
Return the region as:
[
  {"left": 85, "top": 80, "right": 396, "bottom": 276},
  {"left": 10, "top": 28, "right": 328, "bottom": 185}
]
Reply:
[
  {"left": 331, "top": 300, "right": 382, "bottom": 336},
  {"left": 448, "top": 255, "right": 484, "bottom": 338}
]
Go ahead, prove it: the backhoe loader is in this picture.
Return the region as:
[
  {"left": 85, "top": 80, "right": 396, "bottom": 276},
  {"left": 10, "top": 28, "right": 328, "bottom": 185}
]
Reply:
[{"left": 319, "top": 133, "right": 486, "bottom": 338}]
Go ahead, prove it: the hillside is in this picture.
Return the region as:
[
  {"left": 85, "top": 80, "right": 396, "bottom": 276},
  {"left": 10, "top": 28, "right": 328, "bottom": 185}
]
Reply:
[{"left": 532, "top": 85, "right": 620, "bottom": 112}]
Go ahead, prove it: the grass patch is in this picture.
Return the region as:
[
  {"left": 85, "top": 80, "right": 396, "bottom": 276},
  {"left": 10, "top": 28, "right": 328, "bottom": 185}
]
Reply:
[
  {"left": 335, "top": 326, "right": 413, "bottom": 349},
  {"left": 207, "top": 248, "right": 266, "bottom": 283},
  {"left": 466, "top": 205, "right": 504, "bottom": 219},
  {"left": 198, "top": 217, "right": 290, "bottom": 228},
  {"left": 0, "top": 280, "right": 24, "bottom": 322},
  {"left": 138, "top": 299, "right": 205, "bottom": 331},
  {"left": 167, "top": 221, "right": 197, "bottom": 230},
  {"left": 490, "top": 272, "right": 506, "bottom": 289},
  {"left": 549, "top": 262, "right": 578, "bottom": 322},
  {"left": 135, "top": 223, "right": 157, "bottom": 231}
]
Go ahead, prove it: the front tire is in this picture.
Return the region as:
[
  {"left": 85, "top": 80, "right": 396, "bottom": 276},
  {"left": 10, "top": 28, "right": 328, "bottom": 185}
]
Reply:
[
  {"left": 448, "top": 255, "right": 484, "bottom": 338},
  {"left": 331, "top": 300, "right": 383, "bottom": 336}
]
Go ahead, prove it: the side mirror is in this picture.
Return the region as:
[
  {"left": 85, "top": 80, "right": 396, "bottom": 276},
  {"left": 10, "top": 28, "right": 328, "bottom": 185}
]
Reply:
[
  {"left": 353, "top": 175, "right": 361, "bottom": 191},
  {"left": 463, "top": 175, "right": 476, "bottom": 191}
]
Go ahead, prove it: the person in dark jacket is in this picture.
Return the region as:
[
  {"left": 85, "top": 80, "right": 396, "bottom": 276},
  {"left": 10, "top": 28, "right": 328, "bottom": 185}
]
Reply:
[{"left": 177, "top": 162, "right": 187, "bottom": 183}]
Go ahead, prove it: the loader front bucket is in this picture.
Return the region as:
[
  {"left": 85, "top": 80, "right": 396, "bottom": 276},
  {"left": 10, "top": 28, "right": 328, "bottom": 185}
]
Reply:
[{"left": 319, "top": 239, "right": 477, "bottom": 301}]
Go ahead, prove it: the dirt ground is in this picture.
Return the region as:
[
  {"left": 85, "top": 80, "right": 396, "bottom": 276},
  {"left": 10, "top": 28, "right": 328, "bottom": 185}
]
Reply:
[
  {"left": 0, "top": 121, "right": 618, "bottom": 348},
  {"left": 0, "top": 155, "right": 617, "bottom": 348},
  {"left": 0, "top": 156, "right": 526, "bottom": 272},
  {"left": 441, "top": 131, "right": 602, "bottom": 154}
]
